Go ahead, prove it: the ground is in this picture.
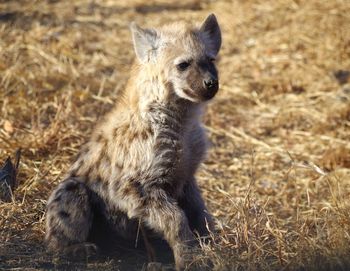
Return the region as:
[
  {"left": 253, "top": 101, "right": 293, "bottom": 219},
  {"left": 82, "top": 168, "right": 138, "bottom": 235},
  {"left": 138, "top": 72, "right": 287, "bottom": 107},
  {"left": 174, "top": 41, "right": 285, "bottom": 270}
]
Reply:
[{"left": 0, "top": 0, "right": 350, "bottom": 270}]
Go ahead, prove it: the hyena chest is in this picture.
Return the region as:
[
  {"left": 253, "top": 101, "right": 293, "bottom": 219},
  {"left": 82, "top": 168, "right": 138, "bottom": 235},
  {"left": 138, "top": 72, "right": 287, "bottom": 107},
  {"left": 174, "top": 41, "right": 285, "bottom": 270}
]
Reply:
[
  {"left": 106, "top": 108, "right": 185, "bottom": 173},
  {"left": 146, "top": 105, "right": 188, "bottom": 183},
  {"left": 87, "top": 105, "right": 192, "bottom": 201}
]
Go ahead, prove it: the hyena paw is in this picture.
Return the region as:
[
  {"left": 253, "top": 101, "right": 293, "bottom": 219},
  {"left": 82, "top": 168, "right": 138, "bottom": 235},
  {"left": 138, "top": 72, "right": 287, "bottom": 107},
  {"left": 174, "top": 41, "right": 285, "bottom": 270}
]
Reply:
[
  {"left": 62, "top": 242, "right": 99, "bottom": 260},
  {"left": 174, "top": 243, "right": 199, "bottom": 271}
]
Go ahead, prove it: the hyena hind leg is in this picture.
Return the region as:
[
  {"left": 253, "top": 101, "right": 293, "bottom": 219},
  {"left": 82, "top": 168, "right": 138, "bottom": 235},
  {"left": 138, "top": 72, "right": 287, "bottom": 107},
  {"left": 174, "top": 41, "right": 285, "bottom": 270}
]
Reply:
[{"left": 45, "top": 178, "right": 96, "bottom": 258}]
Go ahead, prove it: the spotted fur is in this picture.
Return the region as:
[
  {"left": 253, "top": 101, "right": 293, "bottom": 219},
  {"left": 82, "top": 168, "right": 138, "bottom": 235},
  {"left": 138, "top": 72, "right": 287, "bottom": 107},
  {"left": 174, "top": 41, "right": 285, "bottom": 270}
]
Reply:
[{"left": 45, "top": 14, "right": 221, "bottom": 270}]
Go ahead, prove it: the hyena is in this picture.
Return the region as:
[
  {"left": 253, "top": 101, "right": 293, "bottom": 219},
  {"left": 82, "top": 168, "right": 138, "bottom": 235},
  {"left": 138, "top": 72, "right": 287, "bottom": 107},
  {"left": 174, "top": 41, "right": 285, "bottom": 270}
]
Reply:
[{"left": 45, "top": 14, "right": 221, "bottom": 270}]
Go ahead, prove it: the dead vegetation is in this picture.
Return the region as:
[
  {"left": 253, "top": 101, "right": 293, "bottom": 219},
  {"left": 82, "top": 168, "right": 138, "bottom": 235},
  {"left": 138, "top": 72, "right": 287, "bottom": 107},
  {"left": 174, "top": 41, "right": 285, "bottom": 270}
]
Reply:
[{"left": 0, "top": 0, "right": 350, "bottom": 270}]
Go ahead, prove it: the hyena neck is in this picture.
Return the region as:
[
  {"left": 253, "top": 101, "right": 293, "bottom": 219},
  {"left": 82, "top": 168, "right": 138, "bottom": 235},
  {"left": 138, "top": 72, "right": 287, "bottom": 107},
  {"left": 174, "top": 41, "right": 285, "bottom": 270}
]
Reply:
[{"left": 128, "top": 64, "right": 203, "bottom": 128}]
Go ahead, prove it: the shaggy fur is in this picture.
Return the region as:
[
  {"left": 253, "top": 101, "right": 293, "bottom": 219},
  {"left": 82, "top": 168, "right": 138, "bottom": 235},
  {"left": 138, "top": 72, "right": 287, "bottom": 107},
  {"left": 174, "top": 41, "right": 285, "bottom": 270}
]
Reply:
[{"left": 45, "top": 14, "right": 221, "bottom": 270}]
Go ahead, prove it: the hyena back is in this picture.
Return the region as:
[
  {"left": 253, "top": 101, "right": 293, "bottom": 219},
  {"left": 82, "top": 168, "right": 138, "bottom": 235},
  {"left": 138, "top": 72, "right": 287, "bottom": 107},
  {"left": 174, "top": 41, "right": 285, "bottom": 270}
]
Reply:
[{"left": 46, "top": 14, "right": 221, "bottom": 270}]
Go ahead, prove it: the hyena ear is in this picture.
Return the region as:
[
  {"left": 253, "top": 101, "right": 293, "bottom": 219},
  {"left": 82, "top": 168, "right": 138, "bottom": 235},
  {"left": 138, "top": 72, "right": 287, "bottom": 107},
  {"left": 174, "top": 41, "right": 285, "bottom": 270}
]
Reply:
[
  {"left": 200, "top": 14, "right": 222, "bottom": 56},
  {"left": 130, "top": 22, "right": 158, "bottom": 63}
]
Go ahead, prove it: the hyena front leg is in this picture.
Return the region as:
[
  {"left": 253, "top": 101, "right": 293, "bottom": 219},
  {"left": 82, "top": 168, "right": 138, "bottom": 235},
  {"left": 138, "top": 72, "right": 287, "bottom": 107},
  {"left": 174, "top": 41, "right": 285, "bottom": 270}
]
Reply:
[
  {"left": 140, "top": 189, "right": 195, "bottom": 271},
  {"left": 179, "top": 179, "right": 215, "bottom": 238},
  {"left": 45, "top": 178, "right": 95, "bottom": 257}
]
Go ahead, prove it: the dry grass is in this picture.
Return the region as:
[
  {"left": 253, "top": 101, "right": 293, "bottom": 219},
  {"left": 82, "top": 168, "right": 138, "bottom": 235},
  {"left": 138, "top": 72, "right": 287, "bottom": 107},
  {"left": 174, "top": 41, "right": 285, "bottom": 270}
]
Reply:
[{"left": 1, "top": 0, "right": 350, "bottom": 270}]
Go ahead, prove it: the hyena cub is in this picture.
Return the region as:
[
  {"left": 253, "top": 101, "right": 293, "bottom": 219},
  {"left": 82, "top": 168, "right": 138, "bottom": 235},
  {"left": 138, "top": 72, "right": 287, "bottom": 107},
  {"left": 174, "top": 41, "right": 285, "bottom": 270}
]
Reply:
[{"left": 46, "top": 14, "right": 221, "bottom": 270}]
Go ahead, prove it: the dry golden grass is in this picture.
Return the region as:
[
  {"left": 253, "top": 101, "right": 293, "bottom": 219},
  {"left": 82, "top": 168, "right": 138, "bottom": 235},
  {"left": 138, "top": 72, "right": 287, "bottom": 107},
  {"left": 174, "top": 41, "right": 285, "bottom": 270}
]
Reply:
[{"left": 1, "top": 0, "right": 350, "bottom": 270}]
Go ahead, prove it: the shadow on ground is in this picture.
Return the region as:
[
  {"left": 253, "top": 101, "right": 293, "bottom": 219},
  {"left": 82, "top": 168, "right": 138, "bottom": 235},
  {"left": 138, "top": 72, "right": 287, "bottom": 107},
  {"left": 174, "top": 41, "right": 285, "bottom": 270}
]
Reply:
[{"left": 0, "top": 238, "right": 175, "bottom": 271}]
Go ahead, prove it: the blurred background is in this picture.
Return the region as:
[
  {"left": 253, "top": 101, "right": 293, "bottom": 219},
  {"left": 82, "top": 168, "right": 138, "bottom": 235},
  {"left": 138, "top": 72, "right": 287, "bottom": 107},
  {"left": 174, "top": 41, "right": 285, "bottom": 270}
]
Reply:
[{"left": 0, "top": 0, "right": 349, "bottom": 270}]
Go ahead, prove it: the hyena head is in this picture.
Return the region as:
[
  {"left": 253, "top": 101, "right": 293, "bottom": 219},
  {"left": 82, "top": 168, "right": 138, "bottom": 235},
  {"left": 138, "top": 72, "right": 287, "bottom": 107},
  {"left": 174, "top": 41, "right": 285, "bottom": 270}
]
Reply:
[{"left": 130, "top": 14, "right": 222, "bottom": 103}]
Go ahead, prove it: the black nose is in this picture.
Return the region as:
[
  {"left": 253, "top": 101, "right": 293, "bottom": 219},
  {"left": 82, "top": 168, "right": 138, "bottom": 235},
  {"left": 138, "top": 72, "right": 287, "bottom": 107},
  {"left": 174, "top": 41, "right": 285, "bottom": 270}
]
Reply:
[{"left": 204, "top": 78, "right": 218, "bottom": 90}]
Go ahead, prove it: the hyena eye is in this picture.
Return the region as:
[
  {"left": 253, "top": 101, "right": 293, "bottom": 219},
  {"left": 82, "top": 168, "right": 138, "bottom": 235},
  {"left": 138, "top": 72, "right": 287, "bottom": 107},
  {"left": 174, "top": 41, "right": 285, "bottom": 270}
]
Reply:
[
  {"left": 208, "top": 57, "right": 216, "bottom": 62},
  {"left": 177, "top": 61, "right": 191, "bottom": 71}
]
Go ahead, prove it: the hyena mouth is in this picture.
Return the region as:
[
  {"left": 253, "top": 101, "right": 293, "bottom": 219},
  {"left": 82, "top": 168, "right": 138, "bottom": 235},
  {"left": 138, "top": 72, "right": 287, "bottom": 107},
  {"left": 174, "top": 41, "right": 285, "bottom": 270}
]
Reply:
[
  {"left": 201, "top": 85, "right": 219, "bottom": 100},
  {"left": 183, "top": 88, "right": 198, "bottom": 100},
  {"left": 183, "top": 86, "right": 219, "bottom": 102}
]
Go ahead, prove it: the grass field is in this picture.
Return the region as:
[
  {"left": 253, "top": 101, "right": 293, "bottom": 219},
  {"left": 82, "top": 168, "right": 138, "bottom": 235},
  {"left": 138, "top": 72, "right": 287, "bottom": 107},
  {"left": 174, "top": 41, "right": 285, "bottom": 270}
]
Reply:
[{"left": 0, "top": 0, "right": 350, "bottom": 270}]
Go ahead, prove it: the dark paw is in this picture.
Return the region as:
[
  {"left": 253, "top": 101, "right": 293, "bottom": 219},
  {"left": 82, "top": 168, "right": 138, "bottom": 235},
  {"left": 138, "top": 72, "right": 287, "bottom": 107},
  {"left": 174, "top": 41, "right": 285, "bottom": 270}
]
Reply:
[
  {"left": 142, "top": 262, "right": 175, "bottom": 271},
  {"left": 63, "top": 242, "right": 99, "bottom": 260}
]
